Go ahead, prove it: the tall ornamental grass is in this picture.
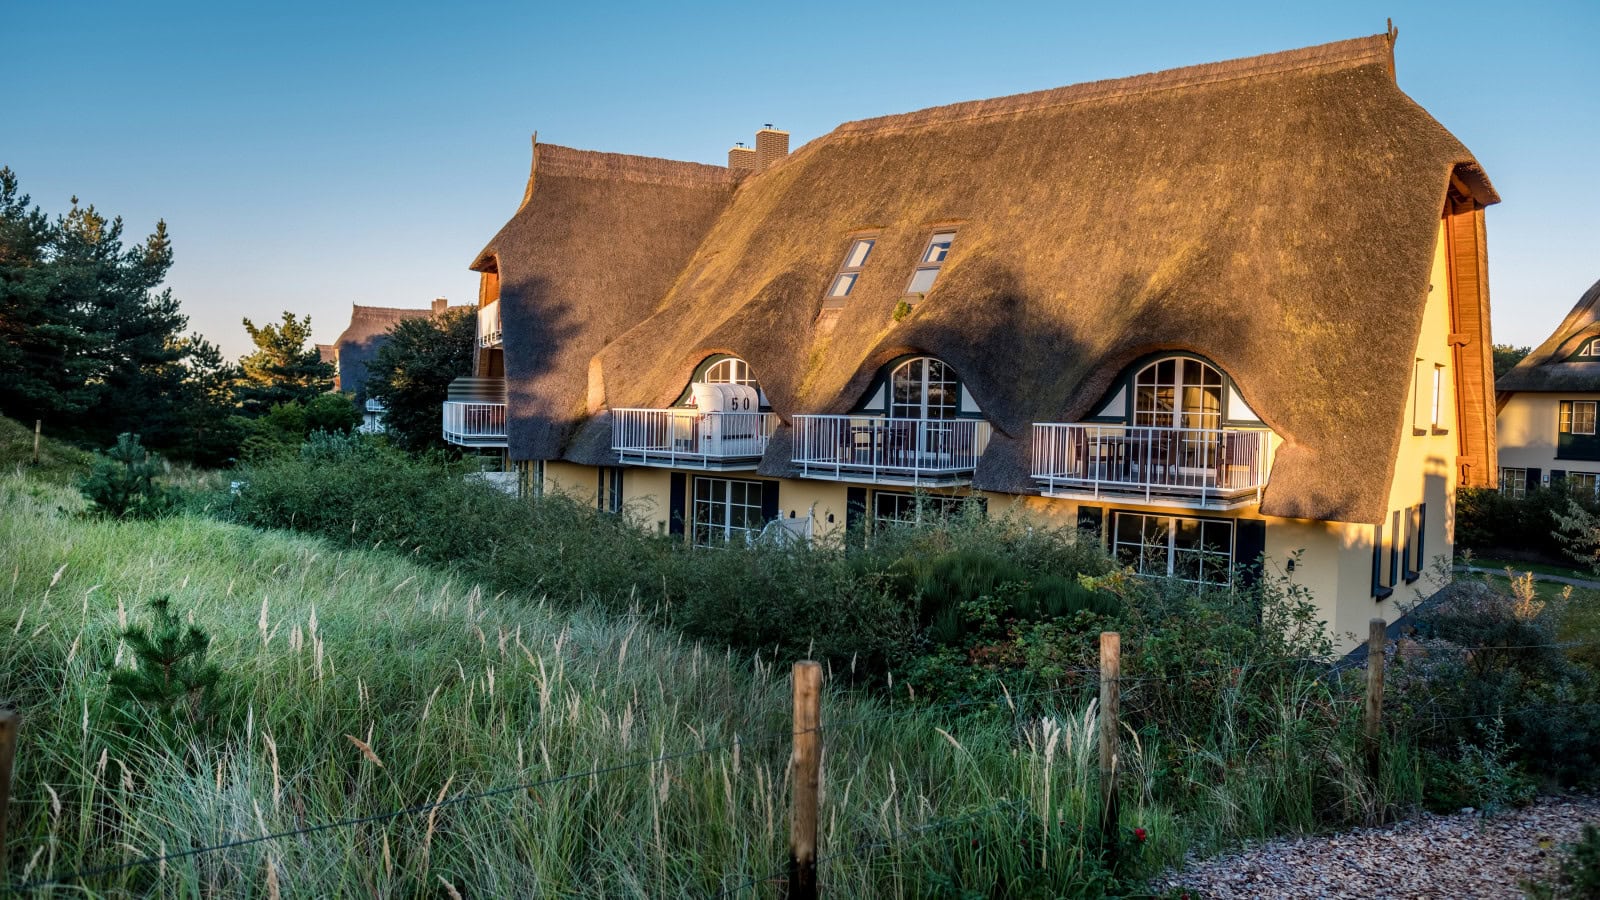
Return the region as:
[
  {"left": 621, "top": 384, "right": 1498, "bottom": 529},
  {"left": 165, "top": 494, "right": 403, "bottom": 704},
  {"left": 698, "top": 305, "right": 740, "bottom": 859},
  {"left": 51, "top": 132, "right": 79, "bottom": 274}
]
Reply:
[{"left": 0, "top": 470, "right": 1405, "bottom": 897}]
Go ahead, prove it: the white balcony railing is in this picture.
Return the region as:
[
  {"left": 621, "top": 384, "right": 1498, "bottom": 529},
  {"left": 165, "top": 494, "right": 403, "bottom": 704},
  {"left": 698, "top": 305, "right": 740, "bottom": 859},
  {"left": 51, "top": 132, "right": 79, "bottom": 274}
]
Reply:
[
  {"left": 612, "top": 409, "right": 775, "bottom": 468},
  {"left": 792, "top": 415, "right": 993, "bottom": 484},
  {"left": 478, "top": 300, "right": 502, "bottom": 348},
  {"left": 364, "top": 398, "right": 386, "bottom": 413},
  {"left": 442, "top": 401, "right": 508, "bottom": 447},
  {"left": 1032, "top": 423, "right": 1271, "bottom": 507}
]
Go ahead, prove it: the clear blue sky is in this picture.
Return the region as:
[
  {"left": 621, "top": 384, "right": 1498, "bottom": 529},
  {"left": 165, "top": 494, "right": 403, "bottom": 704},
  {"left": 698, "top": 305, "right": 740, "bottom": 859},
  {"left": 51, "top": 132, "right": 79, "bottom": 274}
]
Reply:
[{"left": 5, "top": 0, "right": 1596, "bottom": 358}]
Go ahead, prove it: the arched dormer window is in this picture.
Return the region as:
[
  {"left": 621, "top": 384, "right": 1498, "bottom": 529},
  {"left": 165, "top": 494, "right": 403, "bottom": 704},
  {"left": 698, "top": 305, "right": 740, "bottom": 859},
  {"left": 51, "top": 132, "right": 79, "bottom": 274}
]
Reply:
[
  {"left": 891, "top": 357, "right": 958, "bottom": 420},
  {"left": 674, "top": 354, "right": 769, "bottom": 409},
  {"left": 849, "top": 355, "right": 984, "bottom": 420},
  {"left": 1089, "top": 353, "right": 1260, "bottom": 428},
  {"left": 1134, "top": 357, "right": 1223, "bottom": 431}
]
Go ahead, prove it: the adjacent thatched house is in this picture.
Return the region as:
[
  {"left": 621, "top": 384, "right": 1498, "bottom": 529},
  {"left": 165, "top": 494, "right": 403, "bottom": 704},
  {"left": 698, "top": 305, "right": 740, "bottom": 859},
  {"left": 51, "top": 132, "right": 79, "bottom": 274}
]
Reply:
[
  {"left": 447, "top": 31, "right": 1499, "bottom": 646},
  {"left": 1496, "top": 277, "right": 1600, "bottom": 498},
  {"left": 332, "top": 299, "right": 458, "bottom": 405}
]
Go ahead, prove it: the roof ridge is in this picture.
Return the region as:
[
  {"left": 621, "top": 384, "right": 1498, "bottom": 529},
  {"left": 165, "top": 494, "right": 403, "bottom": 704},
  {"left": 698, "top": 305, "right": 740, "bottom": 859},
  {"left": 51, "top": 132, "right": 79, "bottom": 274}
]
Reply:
[
  {"left": 832, "top": 34, "right": 1392, "bottom": 138},
  {"left": 536, "top": 143, "right": 740, "bottom": 188}
]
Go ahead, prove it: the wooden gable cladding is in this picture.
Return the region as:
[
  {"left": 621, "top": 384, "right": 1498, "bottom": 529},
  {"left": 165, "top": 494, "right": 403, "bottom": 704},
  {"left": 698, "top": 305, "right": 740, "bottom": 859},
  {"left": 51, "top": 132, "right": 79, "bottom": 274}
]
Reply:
[{"left": 1444, "top": 180, "right": 1497, "bottom": 488}]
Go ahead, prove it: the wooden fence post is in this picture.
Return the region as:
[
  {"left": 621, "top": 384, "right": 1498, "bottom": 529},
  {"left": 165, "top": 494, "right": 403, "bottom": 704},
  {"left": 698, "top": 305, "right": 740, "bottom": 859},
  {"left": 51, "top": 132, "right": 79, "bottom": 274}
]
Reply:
[
  {"left": 1098, "top": 632, "right": 1121, "bottom": 857},
  {"left": 0, "top": 709, "right": 17, "bottom": 883},
  {"left": 1365, "top": 618, "right": 1386, "bottom": 784},
  {"left": 788, "top": 661, "right": 822, "bottom": 900},
  {"left": 32, "top": 420, "right": 41, "bottom": 465}
]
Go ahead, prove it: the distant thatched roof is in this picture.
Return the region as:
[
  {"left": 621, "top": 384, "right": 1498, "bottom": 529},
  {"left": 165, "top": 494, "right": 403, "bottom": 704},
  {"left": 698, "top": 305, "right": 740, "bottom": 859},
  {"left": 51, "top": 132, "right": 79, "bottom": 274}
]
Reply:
[
  {"left": 471, "top": 142, "right": 740, "bottom": 459},
  {"left": 334, "top": 303, "right": 467, "bottom": 403},
  {"left": 1497, "top": 277, "right": 1600, "bottom": 395},
  {"left": 492, "top": 33, "right": 1497, "bottom": 525}
]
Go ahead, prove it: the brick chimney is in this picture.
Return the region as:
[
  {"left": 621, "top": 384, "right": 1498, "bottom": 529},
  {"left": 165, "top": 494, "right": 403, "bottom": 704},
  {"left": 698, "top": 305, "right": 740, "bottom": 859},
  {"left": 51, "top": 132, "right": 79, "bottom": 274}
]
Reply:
[
  {"left": 432, "top": 297, "right": 448, "bottom": 315},
  {"left": 728, "top": 141, "right": 757, "bottom": 173},
  {"left": 755, "top": 124, "right": 789, "bottom": 172}
]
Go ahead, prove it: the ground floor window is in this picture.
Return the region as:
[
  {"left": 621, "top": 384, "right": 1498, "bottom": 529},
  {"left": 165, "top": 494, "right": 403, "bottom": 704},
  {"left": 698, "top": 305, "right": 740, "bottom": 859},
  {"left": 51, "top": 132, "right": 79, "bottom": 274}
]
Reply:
[
  {"left": 516, "top": 460, "right": 545, "bottom": 499},
  {"left": 1500, "top": 467, "right": 1527, "bottom": 499},
  {"left": 1112, "top": 512, "right": 1235, "bottom": 586},
  {"left": 871, "top": 491, "right": 983, "bottom": 530},
  {"left": 598, "top": 467, "right": 624, "bottom": 514},
  {"left": 1567, "top": 472, "right": 1599, "bottom": 498},
  {"left": 692, "top": 477, "right": 766, "bottom": 547}
]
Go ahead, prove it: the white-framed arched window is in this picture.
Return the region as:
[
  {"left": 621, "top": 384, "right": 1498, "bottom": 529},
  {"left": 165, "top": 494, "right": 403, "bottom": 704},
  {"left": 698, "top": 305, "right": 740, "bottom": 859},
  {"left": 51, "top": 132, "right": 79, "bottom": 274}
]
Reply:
[
  {"left": 1133, "top": 357, "right": 1222, "bottom": 431},
  {"left": 703, "top": 356, "right": 757, "bottom": 388},
  {"left": 890, "top": 357, "right": 958, "bottom": 420}
]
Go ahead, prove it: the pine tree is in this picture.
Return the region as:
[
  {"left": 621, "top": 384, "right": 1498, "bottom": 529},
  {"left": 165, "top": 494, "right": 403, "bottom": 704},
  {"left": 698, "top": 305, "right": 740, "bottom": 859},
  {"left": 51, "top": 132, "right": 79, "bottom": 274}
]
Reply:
[
  {"left": 108, "top": 595, "right": 222, "bottom": 724},
  {"left": 234, "top": 311, "right": 335, "bottom": 415}
]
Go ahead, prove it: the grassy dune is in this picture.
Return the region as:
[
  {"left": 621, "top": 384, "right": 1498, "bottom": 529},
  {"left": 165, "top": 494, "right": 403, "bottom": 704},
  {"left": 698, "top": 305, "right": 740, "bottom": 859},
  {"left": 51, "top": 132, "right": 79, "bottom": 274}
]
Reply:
[
  {"left": 1, "top": 467, "right": 1411, "bottom": 897},
  {"left": 0, "top": 474, "right": 1179, "bottom": 897}
]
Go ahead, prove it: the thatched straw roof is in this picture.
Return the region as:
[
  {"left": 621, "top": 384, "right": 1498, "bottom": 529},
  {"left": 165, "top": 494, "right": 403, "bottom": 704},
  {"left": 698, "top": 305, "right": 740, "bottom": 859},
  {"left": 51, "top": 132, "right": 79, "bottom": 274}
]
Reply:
[
  {"left": 1497, "top": 277, "right": 1600, "bottom": 395},
  {"left": 490, "top": 33, "right": 1497, "bottom": 525},
  {"left": 334, "top": 303, "right": 466, "bottom": 403},
  {"left": 471, "top": 142, "right": 740, "bottom": 458}
]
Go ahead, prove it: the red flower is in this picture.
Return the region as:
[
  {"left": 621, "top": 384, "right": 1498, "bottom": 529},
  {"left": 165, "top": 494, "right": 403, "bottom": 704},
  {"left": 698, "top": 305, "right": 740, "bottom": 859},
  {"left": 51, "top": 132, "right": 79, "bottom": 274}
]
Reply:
[{"left": 1133, "top": 827, "right": 1148, "bottom": 843}]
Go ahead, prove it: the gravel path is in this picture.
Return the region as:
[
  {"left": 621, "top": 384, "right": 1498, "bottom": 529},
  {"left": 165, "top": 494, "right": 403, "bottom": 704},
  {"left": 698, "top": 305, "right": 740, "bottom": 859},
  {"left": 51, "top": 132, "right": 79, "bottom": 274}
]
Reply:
[{"left": 1158, "top": 796, "right": 1600, "bottom": 899}]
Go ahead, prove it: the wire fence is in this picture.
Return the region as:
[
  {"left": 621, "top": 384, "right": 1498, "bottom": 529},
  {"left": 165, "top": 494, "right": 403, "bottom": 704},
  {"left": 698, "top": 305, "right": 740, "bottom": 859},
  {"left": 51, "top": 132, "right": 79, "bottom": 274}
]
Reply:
[{"left": 7, "top": 637, "right": 1599, "bottom": 893}]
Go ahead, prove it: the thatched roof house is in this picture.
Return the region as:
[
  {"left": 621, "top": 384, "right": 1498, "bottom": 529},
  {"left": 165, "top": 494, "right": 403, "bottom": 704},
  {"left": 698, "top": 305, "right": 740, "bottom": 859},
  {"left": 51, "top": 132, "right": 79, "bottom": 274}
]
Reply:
[
  {"left": 333, "top": 299, "right": 466, "bottom": 403},
  {"left": 1497, "top": 277, "right": 1600, "bottom": 396},
  {"left": 477, "top": 32, "right": 1495, "bottom": 526}
]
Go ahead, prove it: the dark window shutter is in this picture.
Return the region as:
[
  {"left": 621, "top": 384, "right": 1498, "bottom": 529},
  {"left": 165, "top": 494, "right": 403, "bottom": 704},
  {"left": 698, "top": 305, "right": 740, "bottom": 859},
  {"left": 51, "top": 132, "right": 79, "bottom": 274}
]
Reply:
[
  {"left": 1551, "top": 469, "right": 1567, "bottom": 485},
  {"left": 846, "top": 487, "right": 867, "bottom": 533},
  {"left": 1414, "top": 503, "right": 1426, "bottom": 573},
  {"left": 1077, "top": 505, "right": 1103, "bottom": 537},
  {"left": 760, "top": 480, "right": 779, "bottom": 523},
  {"left": 1527, "top": 468, "right": 1542, "bottom": 490},
  {"left": 1234, "top": 519, "right": 1266, "bottom": 588},
  {"left": 1372, "top": 522, "right": 1393, "bottom": 600},
  {"left": 669, "top": 472, "right": 687, "bottom": 537}
]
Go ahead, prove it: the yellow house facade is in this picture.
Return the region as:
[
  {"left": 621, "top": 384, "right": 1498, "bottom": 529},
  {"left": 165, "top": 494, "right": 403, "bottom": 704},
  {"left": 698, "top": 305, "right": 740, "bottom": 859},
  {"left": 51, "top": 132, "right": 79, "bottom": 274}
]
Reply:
[{"left": 443, "top": 33, "right": 1499, "bottom": 651}]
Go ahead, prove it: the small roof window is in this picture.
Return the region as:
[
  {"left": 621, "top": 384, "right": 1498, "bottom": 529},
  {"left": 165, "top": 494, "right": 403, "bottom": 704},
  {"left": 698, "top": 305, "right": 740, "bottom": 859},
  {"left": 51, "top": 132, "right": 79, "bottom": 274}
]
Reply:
[
  {"left": 906, "top": 231, "right": 956, "bottom": 296},
  {"left": 824, "top": 236, "right": 876, "bottom": 306}
]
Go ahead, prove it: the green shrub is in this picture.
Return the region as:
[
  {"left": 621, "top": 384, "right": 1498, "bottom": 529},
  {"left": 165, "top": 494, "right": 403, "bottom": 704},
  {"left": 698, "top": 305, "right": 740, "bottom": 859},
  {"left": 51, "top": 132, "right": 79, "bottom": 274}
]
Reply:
[
  {"left": 1458, "top": 483, "right": 1600, "bottom": 564},
  {"left": 79, "top": 432, "right": 177, "bottom": 519},
  {"left": 1526, "top": 824, "right": 1600, "bottom": 900},
  {"left": 1391, "top": 579, "right": 1600, "bottom": 785}
]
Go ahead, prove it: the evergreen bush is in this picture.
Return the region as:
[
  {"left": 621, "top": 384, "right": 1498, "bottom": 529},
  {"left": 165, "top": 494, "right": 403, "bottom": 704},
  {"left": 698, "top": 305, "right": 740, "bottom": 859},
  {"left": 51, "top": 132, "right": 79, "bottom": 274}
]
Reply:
[{"left": 79, "top": 433, "right": 176, "bottom": 519}]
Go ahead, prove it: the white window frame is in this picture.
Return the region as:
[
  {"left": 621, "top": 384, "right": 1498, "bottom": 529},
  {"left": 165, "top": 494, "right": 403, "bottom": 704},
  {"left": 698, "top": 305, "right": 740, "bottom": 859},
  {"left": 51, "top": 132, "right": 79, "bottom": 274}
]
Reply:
[
  {"left": 1561, "top": 401, "right": 1597, "bottom": 436},
  {"left": 1500, "top": 467, "right": 1527, "bottom": 499},
  {"left": 1568, "top": 472, "right": 1599, "bottom": 498},
  {"left": 870, "top": 491, "right": 975, "bottom": 530},
  {"left": 890, "top": 357, "right": 959, "bottom": 421},
  {"left": 826, "top": 237, "right": 876, "bottom": 303},
  {"left": 1112, "top": 512, "right": 1235, "bottom": 587},
  {"left": 1133, "top": 357, "right": 1223, "bottom": 430},
  {"left": 691, "top": 477, "right": 765, "bottom": 548},
  {"left": 1431, "top": 364, "right": 1444, "bottom": 429},
  {"left": 905, "top": 231, "right": 956, "bottom": 296}
]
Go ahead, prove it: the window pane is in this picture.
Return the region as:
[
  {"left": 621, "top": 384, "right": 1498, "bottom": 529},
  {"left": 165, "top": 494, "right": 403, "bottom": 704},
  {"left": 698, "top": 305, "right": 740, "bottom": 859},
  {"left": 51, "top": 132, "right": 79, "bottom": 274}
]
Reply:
[
  {"left": 907, "top": 267, "right": 940, "bottom": 294},
  {"left": 846, "top": 239, "right": 874, "bottom": 269},
  {"left": 830, "top": 273, "right": 857, "bottom": 297},
  {"left": 1173, "top": 517, "right": 1201, "bottom": 550},
  {"left": 924, "top": 232, "right": 955, "bottom": 263}
]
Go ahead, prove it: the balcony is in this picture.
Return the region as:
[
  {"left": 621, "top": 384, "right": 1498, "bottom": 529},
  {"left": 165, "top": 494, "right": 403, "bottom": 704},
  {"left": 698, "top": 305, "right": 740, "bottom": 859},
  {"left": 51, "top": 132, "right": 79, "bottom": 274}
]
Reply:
[
  {"left": 442, "top": 402, "right": 507, "bottom": 447},
  {"left": 792, "top": 415, "right": 993, "bottom": 485},
  {"left": 364, "top": 398, "right": 386, "bottom": 413},
  {"left": 612, "top": 408, "right": 776, "bottom": 469},
  {"left": 1031, "top": 424, "right": 1271, "bottom": 509},
  {"left": 478, "top": 299, "right": 502, "bottom": 348},
  {"left": 442, "top": 376, "right": 508, "bottom": 448}
]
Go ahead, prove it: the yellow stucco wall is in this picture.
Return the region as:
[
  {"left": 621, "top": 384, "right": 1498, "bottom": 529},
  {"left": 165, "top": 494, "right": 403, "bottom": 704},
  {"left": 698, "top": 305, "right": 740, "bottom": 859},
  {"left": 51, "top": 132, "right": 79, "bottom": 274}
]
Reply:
[{"left": 1497, "top": 394, "right": 1600, "bottom": 482}]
